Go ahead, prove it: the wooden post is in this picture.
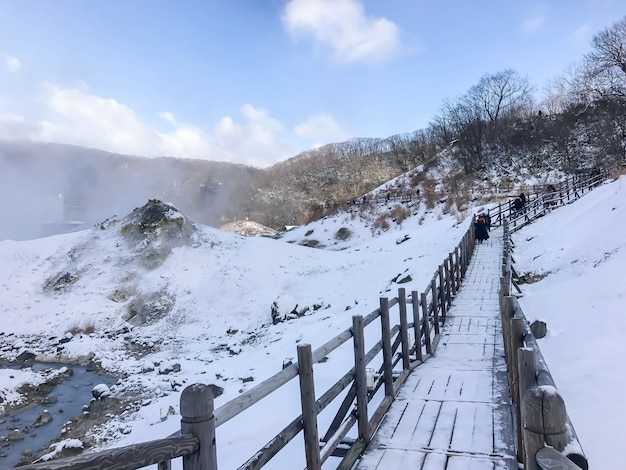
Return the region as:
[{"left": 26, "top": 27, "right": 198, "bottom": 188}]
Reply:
[
  {"left": 411, "top": 291, "right": 423, "bottom": 362},
  {"left": 541, "top": 388, "right": 568, "bottom": 452},
  {"left": 379, "top": 298, "right": 394, "bottom": 397},
  {"left": 181, "top": 384, "right": 218, "bottom": 470},
  {"left": 448, "top": 252, "right": 456, "bottom": 297},
  {"left": 518, "top": 348, "right": 540, "bottom": 467},
  {"left": 455, "top": 247, "right": 461, "bottom": 288},
  {"left": 420, "top": 293, "right": 432, "bottom": 355},
  {"left": 430, "top": 277, "right": 440, "bottom": 335},
  {"left": 398, "top": 288, "right": 410, "bottom": 370},
  {"left": 444, "top": 257, "right": 452, "bottom": 307},
  {"left": 297, "top": 344, "right": 322, "bottom": 470},
  {"left": 459, "top": 240, "right": 464, "bottom": 281},
  {"left": 352, "top": 316, "right": 369, "bottom": 444},
  {"left": 438, "top": 265, "right": 447, "bottom": 320},
  {"left": 511, "top": 317, "right": 525, "bottom": 460}
]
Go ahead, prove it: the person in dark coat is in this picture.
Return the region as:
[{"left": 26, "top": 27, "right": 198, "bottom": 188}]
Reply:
[
  {"left": 512, "top": 196, "right": 523, "bottom": 212},
  {"left": 484, "top": 213, "right": 491, "bottom": 231},
  {"left": 519, "top": 192, "right": 526, "bottom": 207},
  {"left": 474, "top": 214, "right": 489, "bottom": 243}
]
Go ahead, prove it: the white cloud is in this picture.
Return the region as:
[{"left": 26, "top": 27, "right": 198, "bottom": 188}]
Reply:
[
  {"left": 282, "top": 0, "right": 401, "bottom": 63},
  {"left": 0, "top": 84, "right": 303, "bottom": 167},
  {"left": 294, "top": 114, "right": 348, "bottom": 145},
  {"left": 521, "top": 13, "right": 546, "bottom": 35},
  {"left": 4, "top": 55, "right": 21, "bottom": 73}
]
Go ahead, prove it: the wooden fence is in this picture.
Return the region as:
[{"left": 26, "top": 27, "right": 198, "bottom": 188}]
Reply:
[
  {"left": 499, "top": 222, "right": 588, "bottom": 470},
  {"left": 490, "top": 170, "right": 607, "bottom": 232},
  {"left": 20, "top": 221, "right": 478, "bottom": 470}
]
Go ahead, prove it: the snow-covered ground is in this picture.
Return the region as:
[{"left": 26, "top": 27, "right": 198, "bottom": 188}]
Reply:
[
  {"left": 512, "top": 175, "right": 626, "bottom": 469},
  {"left": 0, "top": 174, "right": 624, "bottom": 468}
]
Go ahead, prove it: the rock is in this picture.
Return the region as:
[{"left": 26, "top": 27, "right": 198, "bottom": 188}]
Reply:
[
  {"left": 16, "top": 351, "right": 36, "bottom": 362},
  {"left": 125, "top": 290, "right": 175, "bottom": 326},
  {"left": 43, "top": 270, "right": 80, "bottom": 293},
  {"left": 33, "top": 410, "right": 53, "bottom": 427},
  {"left": 530, "top": 320, "right": 548, "bottom": 339},
  {"left": 396, "top": 234, "right": 410, "bottom": 244},
  {"left": 7, "top": 429, "right": 24, "bottom": 441},
  {"left": 208, "top": 384, "right": 224, "bottom": 398},
  {"left": 141, "top": 362, "right": 155, "bottom": 373},
  {"left": 158, "top": 362, "right": 181, "bottom": 375},
  {"left": 335, "top": 227, "right": 352, "bottom": 240},
  {"left": 92, "top": 384, "right": 112, "bottom": 400}
]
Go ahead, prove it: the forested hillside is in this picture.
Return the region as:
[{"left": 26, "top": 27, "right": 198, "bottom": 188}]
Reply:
[{"left": 2, "top": 16, "right": 625, "bottom": 240}]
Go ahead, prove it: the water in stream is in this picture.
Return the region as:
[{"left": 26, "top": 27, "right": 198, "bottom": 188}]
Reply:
[{"left": 0, "top": 362, "right": 117, "bottom": 468}]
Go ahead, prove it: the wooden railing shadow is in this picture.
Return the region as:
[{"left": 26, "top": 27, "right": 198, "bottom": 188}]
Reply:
[
  {"left": 499, "top": 222, "right": 588, "bottom": 470},
  {"left": 490, "top": 170, "right": 607, "bottom": 232},
  {"left": 19, "top": 221, "right": 479, "bottom": 469}
]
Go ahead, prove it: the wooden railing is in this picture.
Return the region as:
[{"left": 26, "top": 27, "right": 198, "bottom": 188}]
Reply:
[
  {"left": 19, "top": 220, "right": 478, "bottom": 470},
  {"left": 490, "top": 170, "right": 607, "bottom": 232},
  {"left": 499, "top": 222, "right": 588, "bottom": 470}
]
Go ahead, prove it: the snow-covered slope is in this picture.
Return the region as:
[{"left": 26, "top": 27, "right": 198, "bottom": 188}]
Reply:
[{"left": 1, "top": 174, "right": 624, "bottom": 468}]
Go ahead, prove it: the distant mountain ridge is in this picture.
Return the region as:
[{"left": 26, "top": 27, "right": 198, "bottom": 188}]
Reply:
[{"left": 1, "top": 98, "right": 623, "bottom": 241}]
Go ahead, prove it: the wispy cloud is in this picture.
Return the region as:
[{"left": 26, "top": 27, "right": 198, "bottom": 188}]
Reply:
[
  {"left": 0, "top": 84, "right": 312, "bottom": 167},
  {"left": 282, "top": 0, "right": 401, "bottom": 63},
  {"left": 294, "top": 114, "right": 348, "bottom": 146},
  {"left": 4, "top": 55, "right": 22, "bottom": 73},
  {"left": 520, "top": 13, "right": 546, "bottom": 35}
]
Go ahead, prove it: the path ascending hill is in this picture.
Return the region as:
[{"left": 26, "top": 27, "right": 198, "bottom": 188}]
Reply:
[{"left": 356, "top": 227, "right": 518, "bottom": 469}]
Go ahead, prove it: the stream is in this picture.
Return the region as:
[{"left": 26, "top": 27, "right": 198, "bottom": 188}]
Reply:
[{"left": 1, "top": 362, "right": 117, "bottom": 468}]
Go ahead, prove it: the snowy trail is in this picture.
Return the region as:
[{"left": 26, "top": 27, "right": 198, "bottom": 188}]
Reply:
[{"left": 356, "top": 227, "right": 518, "bottom": 470}]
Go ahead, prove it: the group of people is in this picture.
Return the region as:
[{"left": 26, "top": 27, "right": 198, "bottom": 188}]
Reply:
[{"left": 474, "top": 213, "right": 491, "bottom": 243}]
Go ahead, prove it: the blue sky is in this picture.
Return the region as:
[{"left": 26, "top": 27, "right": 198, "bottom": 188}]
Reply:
[{"left": 0, "top": 0, "right": 623, "bottom": 167}]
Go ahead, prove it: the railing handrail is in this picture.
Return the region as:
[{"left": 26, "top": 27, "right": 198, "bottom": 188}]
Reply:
[{"left": 490, "top": 169, "right": 608, "bottom": 232}]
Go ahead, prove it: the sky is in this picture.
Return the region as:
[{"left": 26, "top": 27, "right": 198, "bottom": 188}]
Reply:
[
  {"left": 0, "top": 169, "right": 623, "bottom": 468},
  {"left": 0, "top": 0, "right": 624, "bottom": 167}
]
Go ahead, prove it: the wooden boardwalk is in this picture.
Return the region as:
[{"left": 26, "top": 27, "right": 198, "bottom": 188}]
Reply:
[{"left": 356, "top": 228, "right": 518, "bottom": 469}]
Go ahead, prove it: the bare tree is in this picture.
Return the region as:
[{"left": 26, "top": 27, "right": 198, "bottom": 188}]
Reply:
[
  {"left": 469, "top": 69, "right": 534, "bottom": 123},
  {"left": 583, "top": 15, "right": 626, "bottom": 100}
]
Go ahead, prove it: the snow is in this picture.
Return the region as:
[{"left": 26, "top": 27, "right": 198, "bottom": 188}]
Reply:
[
  {"left": 511, "top": 175, "right": 626, "bottom": 469},
  {"left": 0, "top": 174, "right": 624, "bottom": 468}
]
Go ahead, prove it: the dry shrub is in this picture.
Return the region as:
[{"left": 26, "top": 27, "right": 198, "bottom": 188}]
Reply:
[
  {"left": 390, "top": 205, "right": 410, "bottom": 224},
  {"left": 67, "top": 322, "right": 96, "bottom": 336},
  {"left": 423, "top": 187, "right": 437, "bottom": 209},
  {"left": 610, "top": 166, "right": 626, "bottom": 179},
  {"left": 371, "top": 214, "right": 390, "bottom": 232},
  {"left": 454, "top": 189, "right": 471, "bottom": 211}
]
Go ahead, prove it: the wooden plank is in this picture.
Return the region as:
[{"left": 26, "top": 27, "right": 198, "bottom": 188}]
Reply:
[
  {"left": 19, "top": 435, "right": 199, "bottom": 470},
  {"left": 238, "top": 415, "right": 303, "bottom": 470}
]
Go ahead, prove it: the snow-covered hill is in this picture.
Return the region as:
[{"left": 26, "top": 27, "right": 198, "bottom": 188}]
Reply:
[
  {"left": 0, "top": 186, "right": 472, "bottom": 466},
  {"left": 1, "top": 174, "right": 624, "bottom": 468}
]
